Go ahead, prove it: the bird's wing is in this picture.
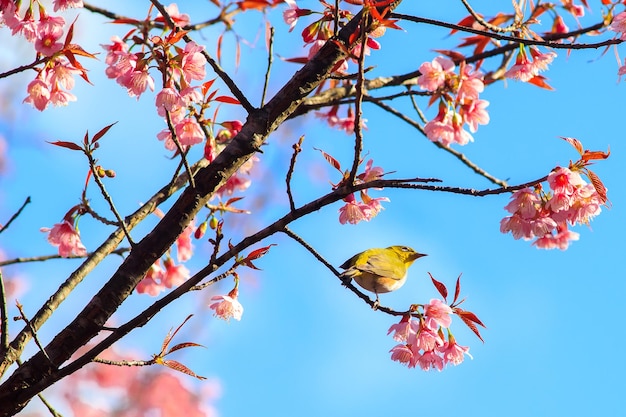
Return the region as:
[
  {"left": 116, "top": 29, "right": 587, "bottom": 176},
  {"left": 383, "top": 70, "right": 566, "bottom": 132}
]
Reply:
[{"left": 357, "top": 253, "right": 404, "bottom": 280}]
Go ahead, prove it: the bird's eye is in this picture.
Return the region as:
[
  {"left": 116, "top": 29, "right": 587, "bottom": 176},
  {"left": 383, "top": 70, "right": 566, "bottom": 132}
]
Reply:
[{"left": 401, "top": 246, "right": 411, "bottom": 252}]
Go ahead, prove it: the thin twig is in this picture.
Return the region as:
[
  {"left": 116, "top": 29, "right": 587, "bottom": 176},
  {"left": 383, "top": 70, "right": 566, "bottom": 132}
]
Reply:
[
  {"left": 286, "top": 136, "right": 304, "bottom": 212},
  {"left": 261, "top": 26, "right": 275, "bottom": 107},
  {"left": 392, "top": 13, "right": 621, "bottom": 50},
  {"left": 165, "top": 109, "right": 196, "bottom": 189},
  {"left": 15, "top": 302, "right": 52, "bottom": 364},
  {"left": 93, "top": 357, "right": 153, "bottom": 366},
  {"left": 348, "top": 15, "right": 368, "bottom": 184},
  {"left": 190, "top": 267, "right": 236, "bottom": 291},
  {"left": 0, "top": 248, "right": 130, "bottom": 267},
  {"left": 86, "top": 153, "right": 135, "bottom": 246},
  {"left": 0, "top": 271, "right": 8, "bottom": 352},
  {"left": 459, "top": 0, "right": 519, "bottom": 33},
  {"left": 0, "top": 197, "right": 31, "bottom": 235}
]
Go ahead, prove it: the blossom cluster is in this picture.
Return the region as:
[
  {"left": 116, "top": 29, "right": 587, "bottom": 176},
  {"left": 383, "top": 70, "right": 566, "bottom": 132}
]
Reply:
[
  {"left": 338, "top": 159, "right": 388, "bottom": 225},
  {"left": 388, "top": 299, "right": 472, "bottom": 371},
  {"left": 504, "top": 46, "right": 557, "bottom": 85},
  {"left": 0, "top": 1, "right": 88, "bottom": 111},
  {"left": 417, "top": 56, "right": 489, "bottom": 147},
  {"left": 500, "top": 166, "right": 604, "bottom": 250}
]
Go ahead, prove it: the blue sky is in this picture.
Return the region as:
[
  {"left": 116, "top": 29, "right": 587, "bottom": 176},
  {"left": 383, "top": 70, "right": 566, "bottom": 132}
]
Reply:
[{"left": 1, "top": 1, "right": 625, "bottom": 416}]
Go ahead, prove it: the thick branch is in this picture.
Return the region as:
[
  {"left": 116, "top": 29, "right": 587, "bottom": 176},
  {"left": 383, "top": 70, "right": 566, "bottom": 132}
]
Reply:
[{"left": 0, "top": 8, "right": 371, "bottom": 415}]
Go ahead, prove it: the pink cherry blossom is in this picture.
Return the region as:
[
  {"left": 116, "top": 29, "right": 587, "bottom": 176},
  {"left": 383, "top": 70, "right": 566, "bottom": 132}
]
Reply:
[
  {"left": 175, "top": 117, "right": 204, "bottom": 147},
  {"left": 460, "top": 99, "right": 490, "bottom": 133},
  {"left": 412, "top": 322, "right": 444, "bottom": 352},
  {"left": 156, "top": 87, "right": 185, "bottom": 113},
  {"left": 416, "top": 350, "right": 444, "bottom": 371},
  {"left": 438, "top": 339, "right": 472, "bottom": 366},
  {"left": 533, "top": 223, "right": 579, "bottom": 250},
  {"left": 417, "top": 56, "right": 455, "bottom": 91},
  {"left": 358, "top": 159, "right": 384, "bottom": 182},
  {"left": 504, "top": 187, "right": 540, "bottom": 218},
  {"left": 529, "top": 48, "right": 557, "bottom": 74},
  {"left": 387, "top": 317, "right": 420, "bottom": 343},
  {"left": 209, "top": 288, "right": 244, "bottom": 321},
  {"left": 457, "top": 65, "right": 485, "bottom": 100},
  {"left": 180, "top": 41, "right": 207, "bottom": 83},
  {"left": 609, "top": 11, "right": 626, "bottom": 40},
  {"left": 35, "top": 15, "right": 65, "bottom": 56},
  {"left": 504, "top": 51, "right": 535, "bottom": 82},
  {"left": 161, "top": 257, "right": 190, "bottom": 288},
  {"left": 424, "top": 299, "right": 453, "bottom": 328},
  {"left": 157, "top": 3, "right": 190, "bottom": 28},
  {"left": 136, "top": 261, "right": 166, "bottom": 296},
  {"left": 389, "top": 344, "right": 417, "bottom": 368},
  {"left": 40, "top": 220, "right": 87, "bottom": 258},
  {"left": 23, "top": 78, "right": 51, "bottom": 111},
  {"left": 176, "top": 223, "right": 195, "bottom": 262},
  {"left": 53, "top": 0, "right": 84, "bottom": 12}
]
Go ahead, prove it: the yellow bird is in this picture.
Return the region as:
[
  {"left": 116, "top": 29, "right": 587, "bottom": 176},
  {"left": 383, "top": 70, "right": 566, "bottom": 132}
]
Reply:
[{"left": 339, "top": 246, "right": 427, "bottom": 303}]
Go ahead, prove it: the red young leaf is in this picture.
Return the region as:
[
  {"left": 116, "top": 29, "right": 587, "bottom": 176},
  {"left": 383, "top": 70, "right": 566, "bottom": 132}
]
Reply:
[
  {"left": 586, "top": 169, "right": 608, "bottom": 205},
  {"left": 428, "top": 272, "right": 448, "bottom": 301},
  {"left": 92, "top": 122, "right": 118, "bottom": 144},
  {"left": 166, "top": 342, "right": 205, "bottom": 355},
  {"left": 560, "top": 136, "right": 584, "bottom": 155},
  {"left": 458, "top": 313, "right": 484, "bottom": 342},
  {"left": 581, "top": 148, "right": 610, "bottom": 162},
  {"left": 160, "top": 314, "right": 194, "bottom": 355},
  {"left": 214, "top": 95, "right": 241, "bottom": 105},
  {"left": 452, "top": 273, "right": 462, "bottom": 305},
  {"left": 314, "top": 148, "right": 342, "bottom": 172},
  {"left": 48, "top": 140, "right": 83, "bottom": 151},
  {"left": 527, "top": 74, "right": 554, "bottom": 90},
  {"left": 217, "top": 32, "right": 223, "bottom": 64},
  {"left": 245, "top": 243, "right": 277, "bottom": 261},
  {"left": 455, "top": 308, "right": 486, "bottom": 342},
  {"left": 201, "top": 78, "right": 216, "bottom": 96},
  {"left": 161, "top": 359, "right": 207, "bottom": 380},
  {"left": 455, "top": 308, "right": 486, "bottom": 327}
]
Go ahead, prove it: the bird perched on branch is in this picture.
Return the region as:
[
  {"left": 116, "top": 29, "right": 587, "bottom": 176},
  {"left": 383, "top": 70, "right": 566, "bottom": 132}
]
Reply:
[{"left": 339, "top": 245, "right": 427, "bottom": 306}]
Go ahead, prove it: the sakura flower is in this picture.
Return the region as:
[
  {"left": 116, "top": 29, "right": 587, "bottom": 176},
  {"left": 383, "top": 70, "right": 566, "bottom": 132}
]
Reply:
[
  {"left": 53, "top": 0, "right": 84, "bottom": 12},
  {"left": 387, "top": 316, "right": 420, "bottom": 343},
  {"left": 156, "top": 3, "right": 190, "bottom": 28},
  {"left": 438, "top": 338, "right": 472, "bottom": 366},
  {"left": 209, "top": 288, "right": 244, "bottom": 321},
  {"left": 533, "top": 223, "right": 579, "bottom": 250},
  {"left": 23, "top": 78, "right": 51, "bottom": 111},
  {"left": 417, "top": 56, "right": 455, "bottom": 91},
  {"left": 416, "top": 350, "right": 444, "bottom": 371},
  {"left": 136, "top": 261, "right": 166, "bottom": 296},
  {"left": 35, "top": 15, "right": 65, "bottom": 56},
  {"left": 389, "top": 344, "right": 417, "bottom": 368},
  {"left": 460, "top": 99, "right": 490, "bottom": 133},
  {"left": 283, "top": 0, "right": 311, "bottom": 32},
  {"left": 156, "top": 87, "right": 185, "bottom": 114},
  {"left": 609, "top": 11, "right": 626, "bottom": 40},
  {"left": 424, "top": 299, "right": 453, "bottom": 329},
  {"left": 179, "top": 42, "right": 207, "bottom": 83},
  {"left": 41, "top": 220, "right": 87, "bottom": 258},
  {"left": 175, "top": 117, "right": 204, "bottom": 147},
  {"left": 413, "top": 322, "right": 444, "bottom": 352},
  {"left": 529, "top": 48, "right": 557, "bottom": 74},
  {"left": 504, "top": 51, "right": 535, "bottom": 82},
  {"left": 161, "top": 257, "right": 190, "bottom": 288},
  {"left": 176, "top": 223, "right": 194, "bottom": 262}
]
